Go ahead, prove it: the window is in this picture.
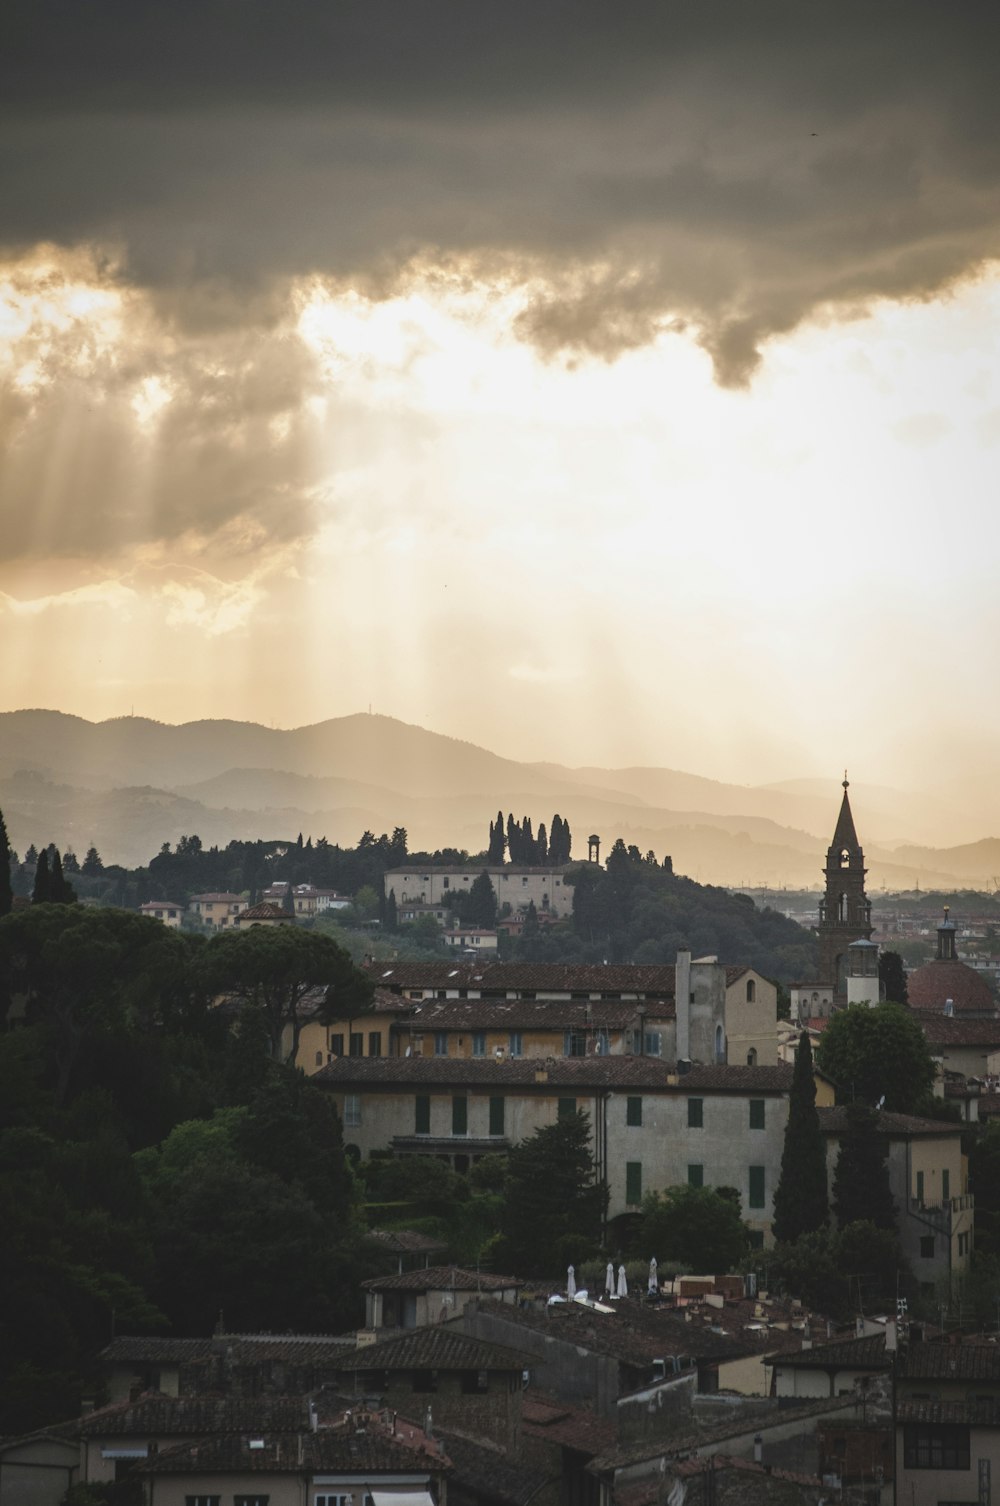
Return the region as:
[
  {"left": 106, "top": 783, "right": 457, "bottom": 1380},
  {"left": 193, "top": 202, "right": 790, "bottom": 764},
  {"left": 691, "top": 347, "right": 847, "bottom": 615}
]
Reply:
[
  {"left": 916, "top": 1170, "right": 925, "bottom": 1206},
  {"left": 368, "top": 1031, "right": 382, "bottom": 1057},
  {"left": 958, "top": 1231, "right": 970, "bottom": 1256},
  {"left": 235, "top": 1497, "right": 270, "bottom": 1506},
  {"left": 644, "top": 1030, "right": 662, "bottom": 1057},
  {"left": 315, "top": 1050, "right": 323, "bottom": 1066},
  {"left": 185, "top": 1498, "right": 221, "bottom": 1506},
  {"left": 746, "top": 1049, "right": 758, "bottom": 1066},
  {"left": 343, "top": 1094, "right": 361, "bottom": 1128},
  {"left": 443, "top": 877, "right": 450, "bottom": 888},
  {"left": 435, "top": 1031, "right": 449, "bottom": 1057},
  {"left": 415, "top": 1094, "right": 431, "bottom": 1134},
  {"left": 626, "top": 1161, "right": 643, "bottom": 1204},
  {"left": 902, "top": 1423, "right": 970, "bottom": 1469},
  {"left": 330, "top": 1033, "right": 344, "bottom": 1056},
  {"left": 413, "top": 1369, "right": 438, "bottom": 1392},
  {"left": 748, "top": 1165, "right": 766, "bottom": 1209},
  {"left": 557, "top": 1097, "right": 577, "bottom": 1120},
  {"left": 749, "top": 1099, "right": 765, "bottom": 1130},
  {"left": 564, "top": 1030, "right": 586, "bottom": 1057},
  {"left": 942, "top": 1168, "right": 950, "bottom": 1202},
  {"left": 626, "top": 1096, "right": 643, "bottom": 1127},
  {"left": 452, "top": 1095, "right": 468, "bottom": 1135},
  {"left": 508, "top": 1030, "right": 523, "bottom": 1057},
  {"left": 688, "top": 1164, "right": 704, "bottom": 1188},
  {"left": 746, "top": 979, "right": 756, "bottom": 1002},
  {"left": 461, "top": 1369, "right": 489, "bottom": 1394},
  {"left": 472, "top": 1032, "right": 486, "bottom": 1057},
  {"left": 747, "top": 1230, "right": 764, "bottom": 1250},
  {"left": 688, "top": 1098, "right": 703, "bottom": 1128},
  {"left": 920, "top": 1235, "right": 936, "bottom": 1259},
  {"left": 489, "top": 1096, "right": 505, "bottom": 1136},
  {"left": 349, "top": 1032, "right": 364, "bottom": 1057}
]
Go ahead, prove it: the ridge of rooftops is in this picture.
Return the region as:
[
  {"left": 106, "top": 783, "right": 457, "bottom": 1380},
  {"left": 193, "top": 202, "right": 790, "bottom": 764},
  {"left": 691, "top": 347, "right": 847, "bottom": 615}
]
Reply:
[{"left": 359, "top": 960, "right": 767, "bottom": 995}]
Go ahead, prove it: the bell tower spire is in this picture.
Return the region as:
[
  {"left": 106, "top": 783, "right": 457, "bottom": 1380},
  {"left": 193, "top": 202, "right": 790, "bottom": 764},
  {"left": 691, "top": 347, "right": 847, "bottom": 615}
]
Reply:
[{"left": 817, "top": 775, "right": 873, "bottom": 999}]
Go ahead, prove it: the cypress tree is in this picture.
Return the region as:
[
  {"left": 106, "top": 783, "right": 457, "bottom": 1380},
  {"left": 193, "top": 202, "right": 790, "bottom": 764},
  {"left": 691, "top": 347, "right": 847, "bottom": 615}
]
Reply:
[
  {"left": 537, "top": 822, "right": 548, "bottom": 864},
  {"left": 772, "top": 1032, "right": 829, "bottom": 1244},
  {"left": 550, "top": 814, "right": 564, "bottom": 864},
  {"left": 81, "top": 845, "right": 104, "bottom": 876},
  {"left": 523, "top": 816, "right": 535, "bottom": 863},
  {"left": 0, "top": 807, "right": 12, "bottom": 917},
  {"left": 506, "top": 813, "right": 518, "bottom": 863},
  {"left": 282, "top": 882, "right": 296, "bottom": 916},
  {"left": 49, "top": 849, "right": 77, "bottom": 904},
  {"left": 832, "top": 1103, "right": 896, "bottom": 1230},
  {"left": 32, "top": 848, "right": 51, "bottom": 903},
  {"left": 385, "top": 887, "right": 398, "bottom": 931},
  {"left": 562, "top": 817, "right": 572, "bottom": 862}
]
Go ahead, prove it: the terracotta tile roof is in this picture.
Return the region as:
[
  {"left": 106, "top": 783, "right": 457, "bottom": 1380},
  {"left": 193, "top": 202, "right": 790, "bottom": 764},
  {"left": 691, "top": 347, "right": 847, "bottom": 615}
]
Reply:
[
  {"left": 436, "top": 1428, "right": 550, "bottom": 1506},
  {"left": 101, "top": 1337, "right": 214, "bottom": 1364},
  {"left": 979, "top": 1092, "right": 1000, "bottom": 1118},
  {"left": 367, "top": 1229, "right": 449, "bottom": 1255},
  {"left": 236, "top": 902, "right": 295, "bottom": 922},
  {"left": 336, "top": 1328, "right": 533, "bottom": 1373},
  {"left": 140, "top": 1426, "right": 449, "bottom": 1475},
  {"left": 78, "top": 1393, "right": 309, "bottom": 1437},
  {"left": 522, "top": 1392, "right": 616, "bottom": 1456},
  {"left": 588, "top": 1395, "right": 860, "bottom": 1471},
  {"left": 818, "top": 1107, "right": 963, "bottom": 1138},
  {"left": 898, "top": 1341, "right": 1000, "bottom": 1382},
  {"left": 396, "top": 998, "right": 666, "bottom": 1030},
  {"left": 361, "top": 1266, "right": 521, "bottom": 1293},
  {"left": 191, "top": 892, "right": 245, "bottom": 903},
  {"left": 896, "top": 1399, "right": 1000, "bottom": 1426},
  {"left": 766, "top": 1333, "right": 888, "bottom": 1370},
  {"left": 314, "top": 1057, "right": 793, "bottom": 1092},
  {"left": 366, "top": 961, "right": 677, "bottom": 998},
  {"left": 915, "top": 1014, "right": 1000, "bottom": 1046}
]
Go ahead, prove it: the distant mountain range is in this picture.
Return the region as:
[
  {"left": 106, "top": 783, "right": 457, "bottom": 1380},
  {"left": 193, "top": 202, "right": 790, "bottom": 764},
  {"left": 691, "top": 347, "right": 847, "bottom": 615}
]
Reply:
[{"left": 1, "top": 709, "right": 998, "bottom": 892}]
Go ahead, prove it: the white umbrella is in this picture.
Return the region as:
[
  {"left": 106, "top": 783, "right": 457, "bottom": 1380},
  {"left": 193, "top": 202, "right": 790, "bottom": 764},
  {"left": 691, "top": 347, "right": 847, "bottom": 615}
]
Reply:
[
  {"left": 567, "top": 1264, "right": 577, "bottom": 1299},
  {"left": 606, "top": 1261, "right": 615, "bottom": 1297},
  {"left": 648, "top": 1256, "right": 658, "bottom": 1294},
  {"left": 617, "top": 1263, "right": 628, "bottom": 1299}
]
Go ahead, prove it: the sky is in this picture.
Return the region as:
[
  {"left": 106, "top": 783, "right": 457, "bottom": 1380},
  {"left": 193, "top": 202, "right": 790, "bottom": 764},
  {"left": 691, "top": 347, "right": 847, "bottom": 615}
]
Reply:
[{"left": 2, "top": 2, "right": 1000, "bottom": 790}]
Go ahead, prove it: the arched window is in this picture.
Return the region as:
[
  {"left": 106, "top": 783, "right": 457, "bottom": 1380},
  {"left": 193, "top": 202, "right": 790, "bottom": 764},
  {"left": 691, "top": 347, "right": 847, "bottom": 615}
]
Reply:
[
  {"left": 746, "top": 1048, "right": 757, "bottom": 1066},
  {"left": 838, "top": 893, "right": 849, "bottom": 923},
  {"left": 746, "top": 979, "right": 756, "bottom": 1003},
  {"left": 840, "top": 848, "right": 850, "bottom": 868},
  {"left": 714, "top": 1023, "right": 726, "bottom": 1065}
]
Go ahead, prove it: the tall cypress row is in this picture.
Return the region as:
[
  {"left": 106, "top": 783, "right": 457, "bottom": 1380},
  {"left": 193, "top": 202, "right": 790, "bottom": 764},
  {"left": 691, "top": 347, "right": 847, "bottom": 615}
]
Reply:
[
  {"left": 772, "top": 1031, "right": 829, "bottom": 1243},
  {"left": 0, "top": 807, "right": 12, "bottom": 917}
]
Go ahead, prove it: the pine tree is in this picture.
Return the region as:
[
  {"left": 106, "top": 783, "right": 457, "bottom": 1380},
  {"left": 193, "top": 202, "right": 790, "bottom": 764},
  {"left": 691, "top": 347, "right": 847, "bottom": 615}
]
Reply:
[
  {"left": 772, "top": 1032, "right": 829, "bottom": 1244},
  {"left": 832, "top": 1103, "right": 897, "bottom": 1230},
  {"left": 31, "top": 849, "right": 51, "bottom": 903},
  {"left": 24, "top": 844, "right": 38, "bottom": 866},
  {"left": 0, "top": 806, "right": 12, "bottom": 917}
]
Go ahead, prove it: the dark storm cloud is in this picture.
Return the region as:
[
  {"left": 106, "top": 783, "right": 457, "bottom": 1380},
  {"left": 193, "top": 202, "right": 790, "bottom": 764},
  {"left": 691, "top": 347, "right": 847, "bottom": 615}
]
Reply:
[{"left": 3, "top": 1, "right": 1000, "bottom": 382}]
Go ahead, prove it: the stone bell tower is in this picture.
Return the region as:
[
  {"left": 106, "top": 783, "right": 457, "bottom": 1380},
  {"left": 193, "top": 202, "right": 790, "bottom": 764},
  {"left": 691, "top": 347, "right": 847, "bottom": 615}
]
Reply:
[{"left": 817, "top": 776, "right": 873, "bottom": 1000}]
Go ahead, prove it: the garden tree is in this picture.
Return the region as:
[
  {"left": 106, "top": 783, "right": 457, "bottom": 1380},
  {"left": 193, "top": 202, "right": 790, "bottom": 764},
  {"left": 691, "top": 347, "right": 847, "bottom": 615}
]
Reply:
[
  {"left": 831, "top": 1103, "right": 896, "bottom": 1231},
  {"left": 364, "top": 1154, "right": 469, "bottom": 1221},
  {"left": 639, "top": 1184, "right": 749, "bottom": 1272},
  {"left": 24, "top": 843, "right": 38, "bottom": 865},
  {"left": 816, "top": 1002, "right": 936, "bottom": 1113},
  {"left": 62, "top": 849, "right": 80, "bottom": 874},
  {"left": 772, "top": 1032, "right": 829, "bottom": 1244},
  {"left": 494, "top": 1112, "right": 608, "bottom": 1275},
  {"left": 353, "top": 884, "right": 380, "bottom": 921},
  {"left": 0, "top": 806, "right": 12, "bottom": 917},
  {"left": 0, "top": 905, "right": 198, "bottom": 1108},
  {"left": 762, "top": 1221, "right": 906, "bottom": 1317},
  {"left": 878, "top": 950, "right": 908, "bottom": 1005},
  {"left": 385, "top": 887, "right": 398, "bottom": 930},
  {"left": 202, "top": 924, "right": 374, "bottom": 1064},
  {"left": 236, "top": 1073, "right": 359, "bottom": 1217},
  {"left": 466, "top": 870, "right": 498, "bottom": 927},
  {"left": 282, "top": 881, "right": 295, "bottom": 916},
  {"left": 31, "top": 848, "right": 50, "bottom": 902}
]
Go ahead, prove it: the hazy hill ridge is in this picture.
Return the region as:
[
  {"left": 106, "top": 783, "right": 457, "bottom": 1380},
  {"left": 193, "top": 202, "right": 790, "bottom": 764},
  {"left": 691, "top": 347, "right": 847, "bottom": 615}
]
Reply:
[{"left": 0, "top": 710, "right": 995, "bottom": 889}]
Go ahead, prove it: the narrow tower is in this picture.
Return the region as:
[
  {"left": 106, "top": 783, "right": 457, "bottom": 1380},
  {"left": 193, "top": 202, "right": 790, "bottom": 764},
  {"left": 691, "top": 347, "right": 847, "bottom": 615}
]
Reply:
[{"left": 817, "top": 776, "right": 872, "bottom": 999}]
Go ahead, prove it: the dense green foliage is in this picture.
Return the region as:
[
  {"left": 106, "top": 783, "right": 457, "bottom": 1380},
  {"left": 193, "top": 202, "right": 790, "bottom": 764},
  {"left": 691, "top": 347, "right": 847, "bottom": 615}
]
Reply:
[
  {"left": 772, "top": 1032, "right": 829, "bottom": 1244},
  {"left": 815, "top": 1002, "right": 936, "bottom": 1112},
  {"left": 878, "top": 950, "right": 908, "bottom": 1005},
  {"left": 0, "top": 807, "right": 13, "bottom": 918},
  {"left": 760, "top": 1221, "right": 908, "bottom": 1316},
  {"left": 639, "top": 1184, "right": 749, "bottom": 1273},
  {"left": 0, "top": 905, "right": 373, "bottom": 1436},
  {"left": 831, "top": 1103, "right": 897, "bottom": 1230},
  {"left": 494, "top": 1113, "right": 608, "bottom": 1276}
]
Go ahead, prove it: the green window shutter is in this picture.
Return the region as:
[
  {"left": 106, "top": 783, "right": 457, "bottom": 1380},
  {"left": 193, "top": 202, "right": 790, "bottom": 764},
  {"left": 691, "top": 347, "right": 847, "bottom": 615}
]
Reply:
[
  {"left": 415, "top": 1094, "right": 431, "bottom": 1135},
  {"left": 688, "top": 1164, "right": 704, "bottom": 1188},
  {"left": 452, "top": 1095, "right": 468, "bottom": 1135},
  {"left": 557, "top": 1097, "right": 577, "bottom": 1120},
  {"left": 626, "top": 1096, "right": 643, "bottom": 1127},
  {"left": 489, "top": 1095, "right": 505, "bottom": 1136},
  {"left": 688, "top": 1098, "right": 703, "bottom": 1128},
  {"left": 749, "top": 1099, "right": 765, "bottom": 1129},
  {"left": 626, "top": 1162, "right": 642, "bottom": 1204},
  {"left": 748, "top": 1165, "right": 765, "bottom": 1209},
  {"left": 942, "top": 1168, "right": 950, "bottom": 1202}
]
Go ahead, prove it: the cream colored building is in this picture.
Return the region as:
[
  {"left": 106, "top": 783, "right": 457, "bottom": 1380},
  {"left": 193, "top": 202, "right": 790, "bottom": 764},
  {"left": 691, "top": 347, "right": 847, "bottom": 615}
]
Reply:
[
  {"left": 138, "top": 900, "right": 183, "bottom": 928},
  {"left": 383, "top": 865, "right": 574, "bottom": 918},
  {"left": 187, "top": 892, "right": 246, "bottom": 928}
]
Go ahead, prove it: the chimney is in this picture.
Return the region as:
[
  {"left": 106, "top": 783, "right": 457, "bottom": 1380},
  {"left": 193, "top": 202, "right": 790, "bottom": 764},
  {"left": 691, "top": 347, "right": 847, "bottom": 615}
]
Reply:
[{"left": 675, "top": 950, "right": 691, "bottom": 1062}]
